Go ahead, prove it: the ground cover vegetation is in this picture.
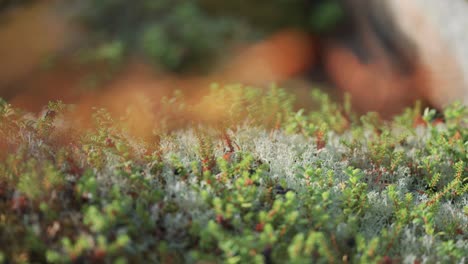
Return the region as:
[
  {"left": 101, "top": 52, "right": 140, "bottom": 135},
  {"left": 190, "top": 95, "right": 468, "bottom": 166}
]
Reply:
[{"left": 0, "top": 85, "right": 467, "bottom": 263}]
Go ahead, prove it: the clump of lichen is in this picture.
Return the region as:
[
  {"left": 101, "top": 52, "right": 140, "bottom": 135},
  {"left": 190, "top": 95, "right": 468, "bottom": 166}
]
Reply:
[{"left": 0, "top": 86, "right": 466, "bottom": 263}]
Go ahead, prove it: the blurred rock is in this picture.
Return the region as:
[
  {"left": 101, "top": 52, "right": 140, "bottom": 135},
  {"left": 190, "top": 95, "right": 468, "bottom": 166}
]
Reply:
[
  {"left": 388, "top": 0, "right": 468, "bottom": 108},
  {"left": 326, "top": 0, "right": 468, "bottom": 115}
]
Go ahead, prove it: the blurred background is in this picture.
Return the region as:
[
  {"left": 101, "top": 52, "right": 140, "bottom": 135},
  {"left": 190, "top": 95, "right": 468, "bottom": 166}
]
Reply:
[{"left": 0, "top": 0, "right": 466, "bottom": 117}]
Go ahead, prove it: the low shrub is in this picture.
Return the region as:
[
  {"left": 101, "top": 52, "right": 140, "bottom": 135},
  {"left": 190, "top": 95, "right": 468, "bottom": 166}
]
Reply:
[{"left": 0, "top": 86, "right": 466, "bottom": 263}]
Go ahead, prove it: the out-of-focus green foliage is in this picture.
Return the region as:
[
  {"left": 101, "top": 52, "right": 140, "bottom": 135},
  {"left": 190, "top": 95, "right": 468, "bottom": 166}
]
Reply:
[
  {"left": 200, "top": 0, "right": 344, "bottom": 33},
  {"left": 74, "top": 0, "right": 344, "bottom": 72},
  {"left": 0, "top": 0, "right": 34, "bottom": 12},
  {"left": 76, "top": 1, "right": 250, "bottom": 72}
]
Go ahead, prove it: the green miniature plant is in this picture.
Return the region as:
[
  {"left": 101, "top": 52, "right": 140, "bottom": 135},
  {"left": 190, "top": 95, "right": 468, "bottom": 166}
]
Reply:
[{"left": 0, "top": 85, "right": 466, "bottom": 263}]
